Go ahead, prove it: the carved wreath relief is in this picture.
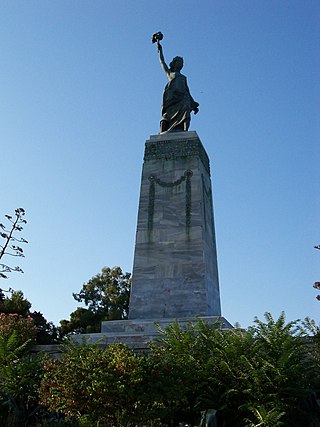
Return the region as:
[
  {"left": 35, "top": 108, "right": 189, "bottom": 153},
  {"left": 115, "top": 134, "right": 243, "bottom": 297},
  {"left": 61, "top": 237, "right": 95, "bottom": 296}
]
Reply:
[{"left": 147, "top": 170, "right": 193, "bottom": 239}]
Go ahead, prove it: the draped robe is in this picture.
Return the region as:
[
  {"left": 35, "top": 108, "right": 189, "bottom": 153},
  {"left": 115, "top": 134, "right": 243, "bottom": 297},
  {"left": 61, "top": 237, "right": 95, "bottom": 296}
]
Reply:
[{"left": 161, "top": 71, "right": 198, "bottom": 132}]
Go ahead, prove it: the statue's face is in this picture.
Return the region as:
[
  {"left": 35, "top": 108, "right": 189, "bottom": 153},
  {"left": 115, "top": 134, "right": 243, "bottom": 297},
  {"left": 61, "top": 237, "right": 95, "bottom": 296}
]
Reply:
[{"left": 170, "top": 57, "right": 183, "bottom": 72}]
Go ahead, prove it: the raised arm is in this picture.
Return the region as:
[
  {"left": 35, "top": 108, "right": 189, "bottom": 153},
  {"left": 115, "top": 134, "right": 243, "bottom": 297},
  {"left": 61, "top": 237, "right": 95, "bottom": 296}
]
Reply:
[{"left": 157, "top": 42, "right": 170, "bottom": 77}]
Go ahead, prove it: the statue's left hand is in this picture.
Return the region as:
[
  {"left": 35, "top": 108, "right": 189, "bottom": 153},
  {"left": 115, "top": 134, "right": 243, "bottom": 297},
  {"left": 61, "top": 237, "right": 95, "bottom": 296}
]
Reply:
[{"left": 193, "top": 107, "right": 199, "bottom": 115}]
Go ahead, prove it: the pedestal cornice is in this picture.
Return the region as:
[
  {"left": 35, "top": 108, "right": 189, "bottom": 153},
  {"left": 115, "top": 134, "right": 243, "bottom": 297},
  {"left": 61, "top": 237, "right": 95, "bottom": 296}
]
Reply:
[{"left": 144, "top": 131, "right": 210, "bottom": 175}]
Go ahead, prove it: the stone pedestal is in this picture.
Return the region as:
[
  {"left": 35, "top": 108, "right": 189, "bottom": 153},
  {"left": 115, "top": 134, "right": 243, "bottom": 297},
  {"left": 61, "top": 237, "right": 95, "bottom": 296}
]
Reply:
[
  {"left": 72, "top": 132, "right": 231, "bottom": 350},
  {"left": 129, "top": 131, "right": 221, "bottom": 319}
]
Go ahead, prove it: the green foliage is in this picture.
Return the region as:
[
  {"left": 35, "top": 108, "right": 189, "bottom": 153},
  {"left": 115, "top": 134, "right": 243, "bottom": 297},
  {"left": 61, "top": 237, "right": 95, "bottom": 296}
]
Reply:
[
  {"left": 0, "top": 313, "right": 44, "bottom": 426},
  {"left": 31, "top": 311, "right": 58, "bottom": 345},
  {"left": 0, "top": 312, "right": 36, "bottom": 346},
  {"left": 148, "top": 314, "right": 320, "bottom": 426},
  {"left": 243, "top": 405, "right": 285, "bottom": 427},
  {"left": 148, "top": 320, "right": 257, "bottom": 425},
  {"left": 59, "top": 307, "right": 101, "bottom": 335},
  {"left": 60, "top": 266, "right": 131, "bottom": 335},
  {"left": 0, "top": 290, "right": 59, "bottom": 345},
  {"left": 0, "top": 310, "right": 318, "bottom": 426},
  {"left": 38, "top": 313, "right": 320, "bottom": 426},
  {"left": 0, "top": 289, "right": 31, "bottom": 316},
  {"left": 40, "top": 342, "right": 144, "bottom": 426},
  {"left": 0, "top": 350, "right": 44, "bottom": 426},
  {"left": 73, "top": 266, "right": 131, "bottom": 318}
]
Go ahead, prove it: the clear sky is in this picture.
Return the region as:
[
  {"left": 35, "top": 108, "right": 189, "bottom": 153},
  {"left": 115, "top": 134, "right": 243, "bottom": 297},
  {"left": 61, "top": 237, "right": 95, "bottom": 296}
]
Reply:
[{"left": 0, "top": 0, "right": 319, "bottom": 328}]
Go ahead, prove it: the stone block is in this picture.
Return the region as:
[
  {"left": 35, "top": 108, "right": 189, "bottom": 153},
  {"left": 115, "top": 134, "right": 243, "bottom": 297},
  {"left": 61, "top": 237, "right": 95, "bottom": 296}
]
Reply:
[{"left": 129, "top": 131, "right": 221, "bottom": 320}]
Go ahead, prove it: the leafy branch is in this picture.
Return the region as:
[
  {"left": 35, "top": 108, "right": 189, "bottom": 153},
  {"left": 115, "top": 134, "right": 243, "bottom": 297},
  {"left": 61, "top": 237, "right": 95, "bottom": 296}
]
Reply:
[
  {"left": 0, "top": 287, "right": 14, "bottom": 301},
  {"left": 0, "top": 208, "right": 28, "bottom": 279}
]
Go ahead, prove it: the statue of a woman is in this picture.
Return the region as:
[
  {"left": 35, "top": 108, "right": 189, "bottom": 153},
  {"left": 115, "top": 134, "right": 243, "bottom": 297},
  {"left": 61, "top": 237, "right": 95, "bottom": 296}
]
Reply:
[{"left": 156, "top": 40, "right": 199, "bottom": 133}]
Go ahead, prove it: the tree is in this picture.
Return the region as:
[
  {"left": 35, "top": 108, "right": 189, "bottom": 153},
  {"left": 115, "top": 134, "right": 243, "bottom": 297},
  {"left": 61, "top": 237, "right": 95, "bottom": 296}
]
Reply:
[
  {"left": 59, "top": 266, "right": 131, "bottom": 335},
  {"left": 0, "top": 289, "right": 58, "bottom": 345},
  {"left": 30, "top": 311, "right": 58, "bottom": 345},
  {"left": 0, "top": 208, "right": 28, "bottom": 279},
  {"left": 59, "top": 307, "right": 101, "bottom": 335},
  {"left": 0, "top": 289, "right": 31, "bottom": 316}
]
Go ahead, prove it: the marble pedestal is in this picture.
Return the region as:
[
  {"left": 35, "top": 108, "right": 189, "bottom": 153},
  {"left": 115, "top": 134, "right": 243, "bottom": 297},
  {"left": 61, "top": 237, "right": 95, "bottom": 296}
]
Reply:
[
  {"left": 129, "top": 131, "right": 221, "bottom": 319},
  {"left": 73, "top": 132, "right": 231, "bottom": 350}
]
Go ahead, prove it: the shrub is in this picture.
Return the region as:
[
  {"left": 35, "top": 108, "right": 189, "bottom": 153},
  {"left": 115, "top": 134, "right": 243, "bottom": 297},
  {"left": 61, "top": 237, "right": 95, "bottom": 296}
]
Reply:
[
  {"left": 0, "top": 313, "right": 44, "bottom": 426},
  {"left": 0, "top": 312, "right": 36, "bottom": 346},
  {"left": 40, "top": 342, "right": 145, "bottom": 426},
  {"left": 36, "top": 314, "right": 320, "bottom": 426}
]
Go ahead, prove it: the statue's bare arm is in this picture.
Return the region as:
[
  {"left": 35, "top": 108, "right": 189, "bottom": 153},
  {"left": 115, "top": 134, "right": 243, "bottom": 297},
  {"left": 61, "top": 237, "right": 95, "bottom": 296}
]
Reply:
[{"left": 157, "top": 42, "right": 170, "bottom": 78}]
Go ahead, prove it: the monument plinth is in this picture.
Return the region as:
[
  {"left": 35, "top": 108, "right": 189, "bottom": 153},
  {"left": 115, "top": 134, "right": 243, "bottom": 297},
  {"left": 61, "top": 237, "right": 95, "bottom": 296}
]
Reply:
[
  {"left": 129, "top": 131, "right": 221, "bottom": 319},
  {"left": 73, "top": 131, "right": 231, "bottom": 350}
]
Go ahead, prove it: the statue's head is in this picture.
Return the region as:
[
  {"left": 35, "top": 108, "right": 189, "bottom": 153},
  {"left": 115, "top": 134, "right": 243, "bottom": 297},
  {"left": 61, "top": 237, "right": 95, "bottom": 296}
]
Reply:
[{"left": 170, "top": 56, "right": 183, "bottom": 72}]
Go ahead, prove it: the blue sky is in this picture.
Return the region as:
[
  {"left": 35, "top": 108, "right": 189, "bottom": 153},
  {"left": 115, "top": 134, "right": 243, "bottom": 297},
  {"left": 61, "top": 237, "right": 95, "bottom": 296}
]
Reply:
[{"left": 0, "top": 0, "right": 319, "bottom": 328}]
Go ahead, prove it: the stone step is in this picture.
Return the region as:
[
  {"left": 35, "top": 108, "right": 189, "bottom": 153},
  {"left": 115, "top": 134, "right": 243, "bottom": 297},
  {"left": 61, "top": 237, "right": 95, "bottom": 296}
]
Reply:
[
  {"left": 71, "top": 332, "right": 159, "bottom": 350},
  {"left": 101, "top": 316, "right": 231, "bottom": 334},
  {"left": 68, "top": 316, "right": 232, "bottom": 352}
]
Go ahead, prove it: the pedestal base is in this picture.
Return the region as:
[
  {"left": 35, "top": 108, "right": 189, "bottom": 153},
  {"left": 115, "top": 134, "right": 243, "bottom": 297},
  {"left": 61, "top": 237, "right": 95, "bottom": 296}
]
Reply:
[
  {"left": 71, "top": 132, "right": 232, "bottom": 351},
  {"left": 72, "top": 316, "right": 233, "bottom": 351}
]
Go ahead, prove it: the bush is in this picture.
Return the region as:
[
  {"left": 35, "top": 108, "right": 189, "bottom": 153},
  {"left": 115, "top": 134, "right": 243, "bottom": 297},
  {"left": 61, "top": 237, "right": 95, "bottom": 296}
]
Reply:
[
  {"left": 148, "top": 314, "right": 320, "bottom": 426},
  {"left": 0, "top": 313, "right": 44, "bottom": 426},
  {"left": 11, "top": 313, "right": 320, "bottom": 426},
  {"left": 0, "top": 312, "right": 36, "bottom": 345},
  {"left": 40, "top": 342, "right": 145, "bottom": 426}
]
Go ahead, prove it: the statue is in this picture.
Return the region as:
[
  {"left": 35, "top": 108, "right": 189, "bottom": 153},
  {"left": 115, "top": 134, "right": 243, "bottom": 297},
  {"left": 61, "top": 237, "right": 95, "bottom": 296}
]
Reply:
[{"left": 152, "top": 32, "right": 199, "bottom": 133}]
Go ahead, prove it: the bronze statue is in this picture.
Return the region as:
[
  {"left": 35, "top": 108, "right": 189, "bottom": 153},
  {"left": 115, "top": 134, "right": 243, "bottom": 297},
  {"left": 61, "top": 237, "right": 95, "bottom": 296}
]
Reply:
[{"left": 152, "top": 32, "right": 199, "bottom": 133}]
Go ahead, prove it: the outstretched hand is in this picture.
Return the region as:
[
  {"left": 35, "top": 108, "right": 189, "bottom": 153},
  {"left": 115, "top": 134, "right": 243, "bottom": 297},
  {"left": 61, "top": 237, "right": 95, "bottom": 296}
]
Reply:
[{"left": 193, "top": 106, "right": 199, "bottom": 115}]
